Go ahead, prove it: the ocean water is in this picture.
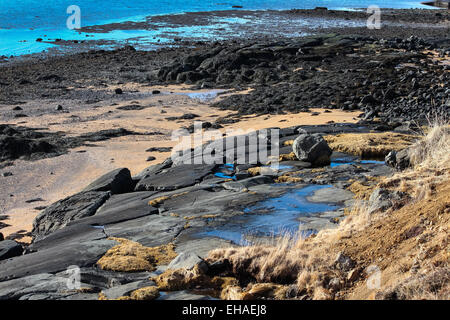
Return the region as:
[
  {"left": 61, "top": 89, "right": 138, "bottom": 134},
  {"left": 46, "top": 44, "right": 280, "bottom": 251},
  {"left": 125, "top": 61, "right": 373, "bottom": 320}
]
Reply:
[{"left": 0, "top": 0, "right": 430, "bottom": 57}]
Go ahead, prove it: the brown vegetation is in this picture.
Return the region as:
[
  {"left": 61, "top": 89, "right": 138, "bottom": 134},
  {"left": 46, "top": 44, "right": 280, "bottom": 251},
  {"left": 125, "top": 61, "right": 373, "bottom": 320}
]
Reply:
[
  {"left": 323, "top": 132, "right": 418, "bottom": 159},
  {"left": 97, "top": 237, "right": 177, "bottom": 272}
]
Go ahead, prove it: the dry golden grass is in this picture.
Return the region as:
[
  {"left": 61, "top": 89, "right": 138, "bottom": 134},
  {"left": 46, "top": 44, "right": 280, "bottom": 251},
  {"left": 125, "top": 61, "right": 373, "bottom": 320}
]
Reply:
[
  {"left": 323, "top": 132, "right": 418, "bottom": 159},
  {"left": 347, "top": 178, "right": 380, "bottom": 200},
  {"left": 275, "top": 175, "right": 304, "bottom": 183},
  {"left": 98, "top": 287, "right": 160, "bottom": 300},
  {"left": 97, "top": 237, "right": 177, "bottom": 272},
  {"left": 148, "top": 191, "right": 189, "bottom": 206},
  {"left": 130, "top": 286, "right": 160, "bottom": 300},
  {"left": 148, "top": 196, "right": 169, "bottom": 206},
  {"left": 248, "top": 167, "right": 262, "bottom": 176},
  {"left": 279, "top": 152, "right": 297, "bottom": 161},
  {"left": 153, "top": 265, "right": 241, "bottom": 298}
]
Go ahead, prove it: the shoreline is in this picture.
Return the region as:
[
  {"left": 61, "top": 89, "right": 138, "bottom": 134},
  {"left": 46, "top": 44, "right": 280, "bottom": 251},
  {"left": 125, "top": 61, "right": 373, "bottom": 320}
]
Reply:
[{"left": 1, "top": 7, "right": 447, "bottom": 61}]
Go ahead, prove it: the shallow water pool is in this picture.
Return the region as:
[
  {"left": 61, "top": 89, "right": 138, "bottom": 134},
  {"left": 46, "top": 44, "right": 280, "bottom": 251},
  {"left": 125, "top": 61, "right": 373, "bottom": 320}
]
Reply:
[{"left": 199, "top": 184, "right": 340, "bottom": 245}]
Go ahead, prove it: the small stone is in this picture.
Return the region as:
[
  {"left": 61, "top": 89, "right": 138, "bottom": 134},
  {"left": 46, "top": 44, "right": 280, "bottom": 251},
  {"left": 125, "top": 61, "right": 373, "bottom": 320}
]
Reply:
[
  {"left": 1, "top": 172, "right": 13, "bottom": 177},
  {"left": 146, "top": 156, "right": 156, "bottom": 162},
  {"left": 115, "top": 88, "right": 123, "bottom": 94},
  {"left": 334, "top": 252, "right": 355, "bottom": 272},
  {"left": 347, "top": 268, "right": 361, "bottom": 282},
  {"left": 152, "top": 90, "right": 161, "bottom": 94},
  {"left": 55, "top": 105, "right": 63, "bottom": 111},
  {"left": 328, "top": 278, "right": 342, "bottom": 291}
]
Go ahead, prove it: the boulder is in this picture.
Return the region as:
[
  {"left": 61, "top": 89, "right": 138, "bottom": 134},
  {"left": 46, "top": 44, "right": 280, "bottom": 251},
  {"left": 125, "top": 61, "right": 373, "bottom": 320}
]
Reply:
[
  {"left": 292, "top": 133, "right": 332, "bottom": 166},
  {"left": 167, "top": 252, "right": 207, "bottom": 271},
  {"left": 0, "top": 232, "right": 3, "bottom": 241},
  {"left": 385, "top": 149, "right": 411, "bottom": 171},
  {"left": 83, "top": 168, "right": 134, "bottom": 194},
  {"left": 32, "top": 191, "right": 110, "bottom": 239},
  {"left": 334, "top": 252, "right": 355, "bottom": 272},
  {"left": 0, "top": 240, "right": 23, "bottom": 261},
  {"left": 367, "top": 188, "right": 408, "bottom": 214}
]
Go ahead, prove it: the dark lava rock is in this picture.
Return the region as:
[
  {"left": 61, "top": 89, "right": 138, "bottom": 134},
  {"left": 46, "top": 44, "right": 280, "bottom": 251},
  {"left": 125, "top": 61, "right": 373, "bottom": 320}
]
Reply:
[
  {"left": 1, "top": 172, "right": 13, "bottom": 177},
  {"left": 55, "top": 105, "right": 63, "bottom": 111},
  {"left": 25, "top": 198, "right": 45, "bottom": 203},
  {"left": 116, "top": 104, "right": 147, "bottom": 111},
  {"left": 82, "top": 168, "right": 134, "bottom": 194},
  {"left": 135, "top": 164, "right": 217, "bottom": 191},
  {"left": 32, "top": 191, "right": 110, "bottom": 240},
  {"left": 385, "top": 149, "right": 411, "bottom": 171},
  {"left": 0, "top": 125, "right": 145, "bottom": 163},
  {"left": 0, "top": 134, "right": 56, "bottom": 162},
  {"left": 179, "top": 113, "right": 199, "bottom": 120},
  {"left": 12, "top": 106, "right": 23, "bottom": 111},
  {"left": 367, "top": 188, "right": 408, "bottom": 214},
  {"left": 292, "top": 133, "right": 332, "bottom": 166},
  {"left": 114, "top": 88, "right": 123, "bottom": 94},
  {"left": 146, "top": 147, "right": 172, "bottom": 153},
  {"left": 0, "top": 240, "right": 23, "bottom": 261},
  {"left": 146, "top": 156, "right": 156, "bottom": 161},
  {"left": 0, "top": 232, "right": 3, "bottom": 241},
  {"left": 152, "top": 90, "right": 161, "bottom": 94},
  {"left": 0, "top": 238, "right": 116, "bottom": 282},
  {"left": 222, "top": 175, "right": 274, "bottom": 192},
  {"left": 334, "top": 252, "right": 355, "bottom": 272}
]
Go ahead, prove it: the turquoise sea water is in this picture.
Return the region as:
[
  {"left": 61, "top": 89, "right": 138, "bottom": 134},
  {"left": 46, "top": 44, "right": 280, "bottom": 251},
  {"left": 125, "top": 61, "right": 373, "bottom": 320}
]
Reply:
[{"left": 0, "top": 0, "right": 430, "bottom": 57}]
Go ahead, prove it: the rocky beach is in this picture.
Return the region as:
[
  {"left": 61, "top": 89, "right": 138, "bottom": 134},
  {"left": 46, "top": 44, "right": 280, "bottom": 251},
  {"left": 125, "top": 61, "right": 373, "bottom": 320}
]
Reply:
[{"left": 0, "top": 7, "right": 449, "bottom": 301}]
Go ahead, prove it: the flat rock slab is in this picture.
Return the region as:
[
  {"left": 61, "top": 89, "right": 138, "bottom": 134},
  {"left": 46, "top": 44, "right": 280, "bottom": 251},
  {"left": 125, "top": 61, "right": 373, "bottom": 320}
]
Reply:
[
  {"left": 0, "top": 239, "right": 116, "bottom": 281},
  {"left": 159, "top": 188, "right": 266, "bottom": 219},
  {"left": 222, "top": 176, "right": 274, "bottom": 192},
  {"left": 0, "top": 273, "right": 92, "bottom": 300},
  {"left": 32, "top": 191, "right": 110, "bottom": 240},
  {"left": 307, "top": 186, "right": 354, "bottom": 204},
  {"left": 90, "top": 191, "right": 159, "bottom": 219},
  {"left": 0, "top": 240, "right": 23, "bottom": 261},
  {"left": 82, "top": 167, "right": 134, "bottom": 194},
  {"left": 54, "top": 267, "right": 155, "bottom": 290},
  {"left": 101, "top": 280, "right": 156, "bottom": 299},
  {"left": 174, "top": 236, "right": 236, "bottom": 258},
  {"left": 157, "top": 290, "right": 216, "bottom": 300},
  {"left": 135, "top": 164, "right": 217, "bottom": 191},
  {"left": 104, "top": 215, "right": 186, "bottom": 247},
  {"left": 167, "top": 252, "right": 203, "bottom": 271}
]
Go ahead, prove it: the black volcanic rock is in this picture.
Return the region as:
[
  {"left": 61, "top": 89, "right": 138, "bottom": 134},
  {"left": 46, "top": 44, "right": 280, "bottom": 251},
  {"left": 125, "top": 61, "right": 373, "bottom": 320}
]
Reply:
[
  {"left": 0, "top": 240, "right": 23, "bottom": 261},
  {"left": 82, "top": 168, "right": 134, "bottom": 194}
]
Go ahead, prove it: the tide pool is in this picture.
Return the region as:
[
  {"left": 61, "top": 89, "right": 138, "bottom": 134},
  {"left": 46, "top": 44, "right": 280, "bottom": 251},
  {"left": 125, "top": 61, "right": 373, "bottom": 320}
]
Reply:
[{"left": 199, "top": 184, "right": 340, "bottom": 245}]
